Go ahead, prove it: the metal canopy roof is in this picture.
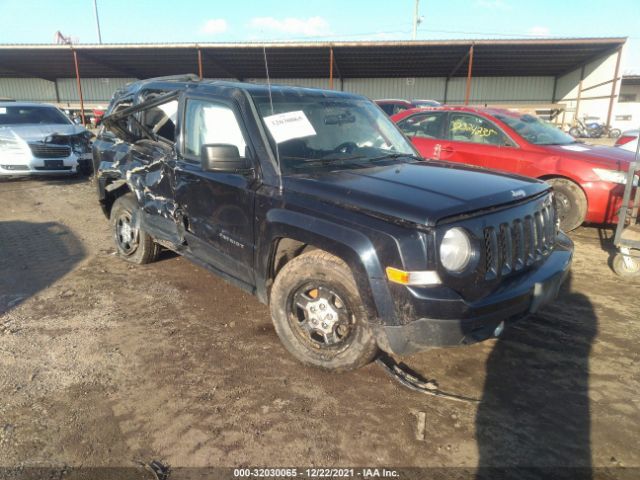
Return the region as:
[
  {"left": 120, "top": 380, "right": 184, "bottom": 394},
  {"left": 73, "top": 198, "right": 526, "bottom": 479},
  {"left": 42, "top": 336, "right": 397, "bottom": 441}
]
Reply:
[{"left": 0, "top": 38, "right": 626, "bottom": 81}]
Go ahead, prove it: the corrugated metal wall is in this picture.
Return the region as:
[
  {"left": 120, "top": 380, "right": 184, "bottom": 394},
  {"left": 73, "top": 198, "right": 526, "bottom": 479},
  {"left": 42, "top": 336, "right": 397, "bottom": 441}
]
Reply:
[
  {"left": 343, "top": 77, "right": 447, "bottom": 100},
  {"left": 1, "top": 75, "right": 556, "bottom": 105},
  {"left": 446, "top": 76, "right": 555, "bottom": 104},
  {"left": 56, "top": 77, "right": 136, "bottom": 103},
  {"left": 248, "top": 76, "right": 554, "bottom": 103},
  {"left": 0, "top": 78, "right": 57, "bottom": 101}
]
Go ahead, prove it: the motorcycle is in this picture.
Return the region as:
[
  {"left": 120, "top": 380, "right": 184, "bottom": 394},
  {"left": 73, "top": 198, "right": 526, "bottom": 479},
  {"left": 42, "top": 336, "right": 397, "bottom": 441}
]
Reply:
[{"left": 569, "top": 118, "right": 622, "bottom": 139}]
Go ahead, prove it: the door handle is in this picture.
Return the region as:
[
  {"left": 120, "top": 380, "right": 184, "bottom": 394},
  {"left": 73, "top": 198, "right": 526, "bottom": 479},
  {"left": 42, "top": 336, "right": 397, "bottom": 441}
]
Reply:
[{"left": 441, "top": 146, "right": 454, "bottom": 153}]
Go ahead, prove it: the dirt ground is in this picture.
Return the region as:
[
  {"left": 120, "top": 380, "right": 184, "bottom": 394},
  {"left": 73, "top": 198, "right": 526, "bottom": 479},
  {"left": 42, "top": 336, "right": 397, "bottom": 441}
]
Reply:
[{"left": 0, "top": 176, "right": 638, "bottom": 479}]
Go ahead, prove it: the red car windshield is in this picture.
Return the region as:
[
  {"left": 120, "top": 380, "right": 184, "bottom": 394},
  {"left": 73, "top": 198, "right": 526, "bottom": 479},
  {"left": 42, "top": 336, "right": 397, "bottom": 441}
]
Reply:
[{"left": 494, "top": 113, "right": 576, "bottom": 146}]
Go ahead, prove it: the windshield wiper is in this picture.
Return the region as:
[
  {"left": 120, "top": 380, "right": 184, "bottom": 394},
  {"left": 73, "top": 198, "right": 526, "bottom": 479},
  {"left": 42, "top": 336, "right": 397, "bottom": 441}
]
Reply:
[
  {"left": 368, "top": 152, "right": 423, "bottom": 163},
  {"left": 293, "top": 155, "right": 366, "bottom": 168}
]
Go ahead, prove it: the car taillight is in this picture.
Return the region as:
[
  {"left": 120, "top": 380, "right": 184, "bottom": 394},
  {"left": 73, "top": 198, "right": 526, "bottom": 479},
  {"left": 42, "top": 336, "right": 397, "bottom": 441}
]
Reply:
[{"left": 615, "top": 135, "right": 637, "bottom": 147}]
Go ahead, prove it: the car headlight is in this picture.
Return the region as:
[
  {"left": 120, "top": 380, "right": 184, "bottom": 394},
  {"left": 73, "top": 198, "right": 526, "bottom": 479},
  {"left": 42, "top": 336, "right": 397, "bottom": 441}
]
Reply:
[
  {"left": 593, "top": 168, "right": 639, "bottom": 187},
  {"left": 440, "top": 227, "right": 473, "bottom": 272}
]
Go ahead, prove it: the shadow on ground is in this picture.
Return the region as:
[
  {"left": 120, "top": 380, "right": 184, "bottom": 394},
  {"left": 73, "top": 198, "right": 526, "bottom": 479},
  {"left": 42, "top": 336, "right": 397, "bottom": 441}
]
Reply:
[
  {"left": 476, "top": 273, "right": 597, "bottom": 479},
  {"left": 0, "top": 221, "right": 85, "bottom": 314}
]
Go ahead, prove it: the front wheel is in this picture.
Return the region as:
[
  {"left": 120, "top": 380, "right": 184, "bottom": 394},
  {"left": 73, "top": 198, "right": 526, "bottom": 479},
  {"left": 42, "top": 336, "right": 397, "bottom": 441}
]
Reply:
[
  {"left": 546, "top": 178, "right": 587, "bottom": 232},
  {"left": 269, "top": 250, "right": 378, "bottom": 371},
  {"left": 110, "top": 193, "right": 160, "bottom": 265},
  {"left": 612, "top": 253, "right": 640, "bottom": 277},
  {"left": 608, "top": 128, "right": 622, "bottom": 139}
]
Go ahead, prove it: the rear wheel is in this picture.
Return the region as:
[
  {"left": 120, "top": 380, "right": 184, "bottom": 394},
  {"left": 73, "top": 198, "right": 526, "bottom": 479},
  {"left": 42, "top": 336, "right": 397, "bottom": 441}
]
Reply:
[
  {"left": 110, "top": 194, "right": 160, "bottom": 264},
  {"left": 546, "top": 178, "right": 587, "bottom": 232},
  {"left": 569, "top": 127, "right": 582, "bottom": 138},
  {"left": 269, "top": 250, "right": 378, "bottom": 372}
]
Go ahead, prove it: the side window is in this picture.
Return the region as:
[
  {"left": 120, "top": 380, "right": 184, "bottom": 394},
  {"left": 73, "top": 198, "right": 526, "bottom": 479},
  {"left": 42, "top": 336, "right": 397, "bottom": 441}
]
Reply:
[
  {"left": 183, "top": 99, "right": 247, "bottom": 161},
  {"left": 140, "top": 100, "right": 178, "bottom": 143},
  {"left": 448, "top": 113, "right": 510, "bottom": 146},
  {"left": 392, "top": 104, "right": 409, "bottom": 115},
  {"left": 398, "top": 112, "right": 445, "bottom": 139},
  {"left": 100, "top": 100, "right": 132, "bottom": 137},
  {"left": 379, "top": 104, "right": 394, "bottom": 116}
]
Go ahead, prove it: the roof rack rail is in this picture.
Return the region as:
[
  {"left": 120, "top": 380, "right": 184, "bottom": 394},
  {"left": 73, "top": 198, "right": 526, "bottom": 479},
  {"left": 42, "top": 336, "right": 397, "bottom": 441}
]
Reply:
[{"left": 143, "top": 74, "right": 200, "bottom": 83}]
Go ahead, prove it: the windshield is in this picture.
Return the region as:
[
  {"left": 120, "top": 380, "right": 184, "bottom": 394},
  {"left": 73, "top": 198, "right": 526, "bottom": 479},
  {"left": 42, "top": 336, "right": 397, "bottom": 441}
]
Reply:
[
  {"left": 0, "top": 105, "right": 72, "bottom": 126},
  {"left": 251, "top": 92, "right": 418, "bottom": 174},
  {"left": 494, "top": 113, "right": 575, "bottom": 146}
]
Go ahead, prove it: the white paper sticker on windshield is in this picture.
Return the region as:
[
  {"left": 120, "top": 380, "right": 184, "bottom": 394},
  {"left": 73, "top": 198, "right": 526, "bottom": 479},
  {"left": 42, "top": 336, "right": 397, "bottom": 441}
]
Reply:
[
  {"left": 263, "top": 110, "right": 316, "bottom": 143},
  {"left": 0, "top": 108, "right": 6, "bottom": 114},
  {"left": 560, "top": 145, "right": 590, "bottom": 152}
]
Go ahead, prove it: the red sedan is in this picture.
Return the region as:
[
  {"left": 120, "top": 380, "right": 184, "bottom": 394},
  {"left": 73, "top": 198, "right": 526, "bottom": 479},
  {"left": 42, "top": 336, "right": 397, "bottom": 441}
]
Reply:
[{"left": 392, "top": 106, "right": 638, "bottom": 231}]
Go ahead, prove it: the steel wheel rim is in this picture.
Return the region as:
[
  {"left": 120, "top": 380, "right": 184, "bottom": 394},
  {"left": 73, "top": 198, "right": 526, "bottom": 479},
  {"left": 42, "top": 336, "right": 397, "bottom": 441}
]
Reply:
[
  {"left": 115, "top": 212, "right": 138, "bottom": 255},
  {"left": 288, "top": 283, "right": 355, "bottom": 350},
  {"left": 554, "top": 192, "right": 572, "bottom": 223}
]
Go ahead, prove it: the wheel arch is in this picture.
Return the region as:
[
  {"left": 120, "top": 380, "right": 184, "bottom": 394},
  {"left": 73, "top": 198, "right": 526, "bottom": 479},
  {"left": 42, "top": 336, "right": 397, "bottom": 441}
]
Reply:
[
  {"left": 258, "top": 210, "right": 398, "bottom": 325},
  {"left": 538, "top": 174, "right": 589, "bottom": 206}
]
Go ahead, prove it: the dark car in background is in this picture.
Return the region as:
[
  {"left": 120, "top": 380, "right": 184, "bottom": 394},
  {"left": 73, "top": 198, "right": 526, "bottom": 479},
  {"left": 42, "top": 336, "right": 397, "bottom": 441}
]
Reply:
[
  {"left": 393, "top": 106, "right": 639, "bottom": 231},
  {"left": 93, "top": 77, "right": 572, "bottom": 372},
  {"left": 375, "top": 98, "right": 441, "bottom": 116}
]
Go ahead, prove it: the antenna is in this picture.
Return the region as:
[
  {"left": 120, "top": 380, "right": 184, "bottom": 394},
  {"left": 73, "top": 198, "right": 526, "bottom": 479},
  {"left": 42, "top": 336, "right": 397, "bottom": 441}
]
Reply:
[
  {"left": 262, "top": 45, "right": 274, "bottom": 116},
  {"left": 262, "top": 45, "right": 281, "bottom": 173}
]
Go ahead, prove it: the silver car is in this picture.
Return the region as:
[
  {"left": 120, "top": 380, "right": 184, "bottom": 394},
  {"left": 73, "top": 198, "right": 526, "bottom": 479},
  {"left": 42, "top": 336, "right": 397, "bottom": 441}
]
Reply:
[{"left": 0, "top": 102, "right": 93, "bottom": 177}]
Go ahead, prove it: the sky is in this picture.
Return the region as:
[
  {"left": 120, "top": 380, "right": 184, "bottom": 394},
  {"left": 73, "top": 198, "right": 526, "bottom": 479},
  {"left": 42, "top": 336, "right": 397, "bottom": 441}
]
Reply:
[{"left": 1, "top": 0, "right": 639, "bottom": 72}]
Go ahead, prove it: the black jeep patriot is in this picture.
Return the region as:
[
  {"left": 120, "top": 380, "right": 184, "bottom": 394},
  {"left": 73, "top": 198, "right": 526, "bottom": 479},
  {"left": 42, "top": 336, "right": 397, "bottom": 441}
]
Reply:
[{"left": 93, "top": 76, "right": 573, "bottom": 371}]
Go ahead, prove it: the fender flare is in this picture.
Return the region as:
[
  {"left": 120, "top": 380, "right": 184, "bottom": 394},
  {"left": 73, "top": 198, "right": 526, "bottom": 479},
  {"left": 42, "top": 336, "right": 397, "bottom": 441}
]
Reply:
[{"left": 258, "top": 209, "right": 399, "bottom": 325}]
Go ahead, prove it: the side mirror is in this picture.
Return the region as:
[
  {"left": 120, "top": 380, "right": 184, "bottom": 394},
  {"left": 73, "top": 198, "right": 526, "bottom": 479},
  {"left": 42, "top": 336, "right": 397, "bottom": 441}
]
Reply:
[{"left": 200, "top": 144, "right": 252, "bottom": 173}]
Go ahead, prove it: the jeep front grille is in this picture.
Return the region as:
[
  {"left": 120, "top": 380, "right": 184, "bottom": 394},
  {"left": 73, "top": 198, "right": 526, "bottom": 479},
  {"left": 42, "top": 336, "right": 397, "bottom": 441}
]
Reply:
[
  {"left": 28, "top": 143, "right": 71, "bottom": 159},
  {"left": 482, "top": 201, "right": 556, "bottom": 280}
]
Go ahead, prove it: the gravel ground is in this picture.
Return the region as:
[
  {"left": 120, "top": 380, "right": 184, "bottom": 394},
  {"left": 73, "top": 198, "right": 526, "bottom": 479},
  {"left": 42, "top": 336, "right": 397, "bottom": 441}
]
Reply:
[{"left": 0, "top": 176, "right": 638, "bottom": 479}]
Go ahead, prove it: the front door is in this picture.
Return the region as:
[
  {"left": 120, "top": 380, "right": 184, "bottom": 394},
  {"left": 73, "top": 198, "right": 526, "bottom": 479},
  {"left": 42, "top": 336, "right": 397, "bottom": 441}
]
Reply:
[
  {"left": 440, "top": 112, "right": 520, "bottom": 172},
  {"left": 174, "top": 96, "right": 256, "bottom": 285}
]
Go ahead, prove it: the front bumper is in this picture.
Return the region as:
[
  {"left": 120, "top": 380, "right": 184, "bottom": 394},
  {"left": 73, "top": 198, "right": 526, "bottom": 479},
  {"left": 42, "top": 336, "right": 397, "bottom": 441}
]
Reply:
[
  {"left": 0, "top": 151, "right": 91, "bottom": 176},
  {"left": 375, "top": 234, "right": 573, "bottom": 356}
]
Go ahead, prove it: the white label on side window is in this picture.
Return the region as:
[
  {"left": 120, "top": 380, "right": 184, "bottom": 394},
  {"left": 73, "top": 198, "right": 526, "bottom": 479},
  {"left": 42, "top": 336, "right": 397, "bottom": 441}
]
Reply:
[
  {"left": 263, "top": 110, "right": 316, "bottom": 143},
  {"left": 0, "top": 108, "right": 6, "bottom": 114},
  {"left": 560, "top": 145, "right": 590, "bottom": 152}
]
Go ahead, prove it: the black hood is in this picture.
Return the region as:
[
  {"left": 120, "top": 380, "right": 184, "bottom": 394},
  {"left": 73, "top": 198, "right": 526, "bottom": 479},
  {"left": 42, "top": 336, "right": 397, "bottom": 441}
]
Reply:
[{"left": 284, "top": 161, "right": 549, "bottom": 227}]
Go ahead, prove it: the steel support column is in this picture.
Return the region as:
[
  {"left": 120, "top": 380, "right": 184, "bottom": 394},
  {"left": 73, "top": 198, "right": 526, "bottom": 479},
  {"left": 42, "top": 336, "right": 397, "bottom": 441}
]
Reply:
[
  {"left": 329, "top": 47, "right": 334, "bottom": 90},
  {"left": 464, "top": 44, "right": 474, "bottom": 105},
  {"left": 197, "top": 47, "right": 203, "bottom": 79},
  {"left": 606, "top": 48, "right": 623, "bottom": 127},
  {"left": 575, "top": 65, "right": 586, "bottom": 121},
  {"left": 71, "top": 48, "right": 86, "bottom": 125}
]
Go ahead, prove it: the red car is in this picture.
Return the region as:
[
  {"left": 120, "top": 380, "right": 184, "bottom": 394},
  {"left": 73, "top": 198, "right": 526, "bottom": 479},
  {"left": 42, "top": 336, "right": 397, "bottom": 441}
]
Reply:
[{"left": 392, "top": 106, "right": 638, "bottom": 231}]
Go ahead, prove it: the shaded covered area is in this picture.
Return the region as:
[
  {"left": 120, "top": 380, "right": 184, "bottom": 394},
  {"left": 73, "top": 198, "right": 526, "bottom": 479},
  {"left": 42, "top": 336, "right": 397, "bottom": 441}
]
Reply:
[{"left": 0, "top": 38, "right": 626, "bottom": 81}]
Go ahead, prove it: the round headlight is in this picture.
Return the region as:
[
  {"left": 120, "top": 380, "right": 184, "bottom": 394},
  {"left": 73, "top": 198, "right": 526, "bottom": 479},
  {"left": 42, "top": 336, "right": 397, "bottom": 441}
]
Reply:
[{"left": 440, "top": 227, "right": 472, "bottom": 272}]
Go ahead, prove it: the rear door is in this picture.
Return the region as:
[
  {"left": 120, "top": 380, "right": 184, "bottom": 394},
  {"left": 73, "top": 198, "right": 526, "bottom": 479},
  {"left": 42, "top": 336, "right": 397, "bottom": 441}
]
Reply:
[
  {"left": 439, "top": 112, "right": 520, "bottom": 171},
  {"left": 174, "top": 94, "right": 257, "bottom": 285},
  {"left": 395, "top": 111, "right": 446, "bottom": 159}
]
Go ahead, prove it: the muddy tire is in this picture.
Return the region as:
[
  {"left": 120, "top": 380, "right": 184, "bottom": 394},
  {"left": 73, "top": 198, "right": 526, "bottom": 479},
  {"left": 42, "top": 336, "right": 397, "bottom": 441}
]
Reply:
[
  {"left": 110, "top": 194, "right": 160, "bottom": 265},
  {"left": 269, "top": 250, "right": 378, "bottom": 372},
  {"left": 546, "top": 178, "right": 587, "bottom": 232}
]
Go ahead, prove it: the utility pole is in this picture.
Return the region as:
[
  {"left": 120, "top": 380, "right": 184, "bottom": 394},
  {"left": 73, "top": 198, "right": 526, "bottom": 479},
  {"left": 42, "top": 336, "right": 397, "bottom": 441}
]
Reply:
[
  {"left": 412, "top": 0, "right": 421, "bottom": 40},
  {"left": 93, "top": 0, "right": 103, "bottom": 44}
]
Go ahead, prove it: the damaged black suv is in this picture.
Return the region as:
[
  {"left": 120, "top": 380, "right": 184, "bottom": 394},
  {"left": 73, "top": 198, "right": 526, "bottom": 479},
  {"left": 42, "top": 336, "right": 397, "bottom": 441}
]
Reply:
[{"left": 93, "top": 75, "right": 573, "bottom": 371}]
